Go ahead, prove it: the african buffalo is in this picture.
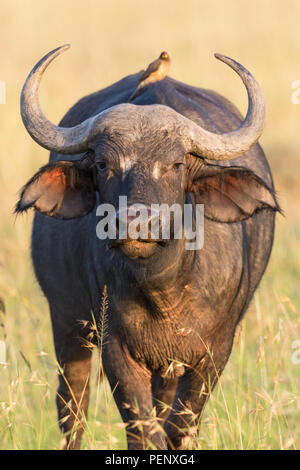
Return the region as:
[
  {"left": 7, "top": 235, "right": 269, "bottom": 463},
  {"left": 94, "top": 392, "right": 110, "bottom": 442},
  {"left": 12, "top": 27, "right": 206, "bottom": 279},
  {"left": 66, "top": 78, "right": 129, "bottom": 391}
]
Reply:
[{"left": 17, "top": 45, "right": 279, "bottom": 449}]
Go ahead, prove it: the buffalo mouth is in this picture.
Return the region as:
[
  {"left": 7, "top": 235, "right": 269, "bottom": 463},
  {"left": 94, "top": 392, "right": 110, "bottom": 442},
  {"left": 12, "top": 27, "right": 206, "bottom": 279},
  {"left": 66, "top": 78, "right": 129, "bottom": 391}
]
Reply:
[{"left": 109, "top": 239, "right": 166, "bottom": 259}]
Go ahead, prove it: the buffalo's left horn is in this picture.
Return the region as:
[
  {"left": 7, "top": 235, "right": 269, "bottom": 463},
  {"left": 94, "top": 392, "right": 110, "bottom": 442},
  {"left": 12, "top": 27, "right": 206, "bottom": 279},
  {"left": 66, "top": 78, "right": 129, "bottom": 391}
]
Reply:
[
  {"left": 20, "top": 44, "right": 94, "bottom": 154},
  {"left": 180, "top": 53, "right": 266, "bottom": 160}
]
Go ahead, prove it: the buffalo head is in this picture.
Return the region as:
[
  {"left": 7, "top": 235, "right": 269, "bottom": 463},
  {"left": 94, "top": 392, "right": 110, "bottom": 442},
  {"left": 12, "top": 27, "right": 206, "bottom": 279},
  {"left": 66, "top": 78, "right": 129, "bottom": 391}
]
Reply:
[{"left": 16, "top": 45, "right": 278, "bottom": 260}]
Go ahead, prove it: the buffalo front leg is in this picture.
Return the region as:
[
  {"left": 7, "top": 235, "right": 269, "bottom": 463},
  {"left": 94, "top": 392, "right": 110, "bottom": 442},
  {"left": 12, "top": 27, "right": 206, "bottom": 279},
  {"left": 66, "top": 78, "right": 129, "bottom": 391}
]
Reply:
[
  {"left": 151, "top": 373, "right": 178, "bottom": 424},
  {"left": 53, "top": 325, "right": 92, "bottom": 450},
  {"left": 103, "top": 338, "right": 167, "bottom": 450},
  {"left": 164, "top": 351, "right": 230, "bottom": 450}
]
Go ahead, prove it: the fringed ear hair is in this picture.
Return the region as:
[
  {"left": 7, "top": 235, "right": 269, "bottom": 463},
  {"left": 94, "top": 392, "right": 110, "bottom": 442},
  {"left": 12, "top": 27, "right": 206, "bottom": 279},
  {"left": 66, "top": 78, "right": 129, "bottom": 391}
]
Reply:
[
  {"left": 188, "top": 159, "right": 280, "bottom": 223},
  {"left": 15, "top": 160, "right": 97, "bottom": 219}
]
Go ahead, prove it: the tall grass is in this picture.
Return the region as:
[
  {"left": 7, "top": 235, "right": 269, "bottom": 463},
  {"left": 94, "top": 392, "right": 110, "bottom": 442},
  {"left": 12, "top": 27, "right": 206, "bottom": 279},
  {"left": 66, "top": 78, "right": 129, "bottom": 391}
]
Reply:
[{"left": 0, "top": 0, "right": 299, "bottom": 449}]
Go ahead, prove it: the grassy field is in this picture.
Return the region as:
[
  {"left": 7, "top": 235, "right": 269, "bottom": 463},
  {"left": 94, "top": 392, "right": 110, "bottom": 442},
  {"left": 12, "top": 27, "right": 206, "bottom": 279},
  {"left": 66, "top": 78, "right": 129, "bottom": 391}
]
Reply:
[{"left": 0, "top": 0, "right": 299, "bottom": 449}]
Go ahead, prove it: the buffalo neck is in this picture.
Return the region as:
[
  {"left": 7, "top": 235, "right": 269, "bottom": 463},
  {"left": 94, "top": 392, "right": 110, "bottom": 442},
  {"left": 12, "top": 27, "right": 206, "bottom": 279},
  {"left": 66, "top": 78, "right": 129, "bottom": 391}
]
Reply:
[{"left": 103, "top": 238, "right": 196, "bottom": 319}]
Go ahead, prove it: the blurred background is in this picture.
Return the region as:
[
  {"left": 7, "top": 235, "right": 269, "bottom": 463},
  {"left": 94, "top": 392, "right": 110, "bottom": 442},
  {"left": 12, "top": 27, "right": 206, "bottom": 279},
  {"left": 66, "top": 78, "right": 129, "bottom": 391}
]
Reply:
[{"left": 0, "top": 0, "right": 299, "bottom": 449}]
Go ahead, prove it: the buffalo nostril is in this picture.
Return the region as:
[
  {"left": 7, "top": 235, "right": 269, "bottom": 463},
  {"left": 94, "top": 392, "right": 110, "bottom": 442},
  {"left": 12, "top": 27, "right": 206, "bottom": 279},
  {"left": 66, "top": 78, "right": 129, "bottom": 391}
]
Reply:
[{"left": 115, "top": 207, "right": 161, "bottom": 240}]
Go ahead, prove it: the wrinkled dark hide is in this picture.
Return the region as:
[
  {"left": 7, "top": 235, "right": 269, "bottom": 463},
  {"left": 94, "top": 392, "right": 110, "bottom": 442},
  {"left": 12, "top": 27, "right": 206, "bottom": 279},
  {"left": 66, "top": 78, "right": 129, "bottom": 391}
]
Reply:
[{"left": 17, "top": 50, "right": 280, "bottom": 450}]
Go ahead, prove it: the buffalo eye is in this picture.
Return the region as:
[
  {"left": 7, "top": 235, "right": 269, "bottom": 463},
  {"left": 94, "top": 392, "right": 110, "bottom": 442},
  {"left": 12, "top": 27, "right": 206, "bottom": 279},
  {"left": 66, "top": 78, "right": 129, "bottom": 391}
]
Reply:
[
  {"left": 96, "top": 161, "right": 107, "bottom": 172},
  {"left": 172, "top": 162, "right": 184, "bottom": 171}
]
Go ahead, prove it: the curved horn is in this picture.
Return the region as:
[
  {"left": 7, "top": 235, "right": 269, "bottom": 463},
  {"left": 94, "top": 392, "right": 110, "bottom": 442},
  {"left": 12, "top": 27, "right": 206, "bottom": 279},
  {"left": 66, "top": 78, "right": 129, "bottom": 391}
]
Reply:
[
  {"left": 181, "top": 53, "right": 266, "bottom": 160},
  {"left": 20, "top": 44, "right": 94, "bottom": 154},
  {"left": 21, "top": 48, "right": 265, "bottom": 160}
]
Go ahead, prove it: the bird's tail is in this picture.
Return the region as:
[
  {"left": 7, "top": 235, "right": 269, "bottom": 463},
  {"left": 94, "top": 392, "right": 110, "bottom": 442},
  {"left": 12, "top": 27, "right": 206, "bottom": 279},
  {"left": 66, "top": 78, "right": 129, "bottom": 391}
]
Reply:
[{"left": 128, "top": 83, "right": 142, "bottom": 102}]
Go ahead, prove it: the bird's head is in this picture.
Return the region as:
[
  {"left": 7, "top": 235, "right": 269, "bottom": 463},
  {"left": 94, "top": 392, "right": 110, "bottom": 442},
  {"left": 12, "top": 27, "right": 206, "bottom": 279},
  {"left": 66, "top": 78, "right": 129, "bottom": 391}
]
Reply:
[{"left": 160, "top": 51, "right": 169, "bottom": 60}]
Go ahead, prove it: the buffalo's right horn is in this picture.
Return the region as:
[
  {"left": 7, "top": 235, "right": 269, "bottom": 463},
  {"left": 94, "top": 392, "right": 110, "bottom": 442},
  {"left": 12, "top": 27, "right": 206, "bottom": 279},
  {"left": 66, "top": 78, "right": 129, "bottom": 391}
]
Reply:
[{"left": 20, "top": 44, "right": 94, "bottom": 155}]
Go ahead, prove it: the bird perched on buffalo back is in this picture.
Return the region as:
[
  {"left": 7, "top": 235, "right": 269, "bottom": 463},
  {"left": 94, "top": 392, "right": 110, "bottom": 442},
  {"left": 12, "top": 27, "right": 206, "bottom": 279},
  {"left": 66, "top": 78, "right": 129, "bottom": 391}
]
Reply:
[{"left": 128, "top": 51, "right": 171, "bottom": 101}]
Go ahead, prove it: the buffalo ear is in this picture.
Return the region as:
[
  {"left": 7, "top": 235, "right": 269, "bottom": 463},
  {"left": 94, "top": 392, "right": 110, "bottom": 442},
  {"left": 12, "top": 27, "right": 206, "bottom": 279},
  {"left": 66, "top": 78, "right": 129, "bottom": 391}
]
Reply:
[
  {"left": 190, "top": 164, "right": 280, "bottom": 223},
  {"left": 15, "top": 161, "right": 96, "bottom": 219}
]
